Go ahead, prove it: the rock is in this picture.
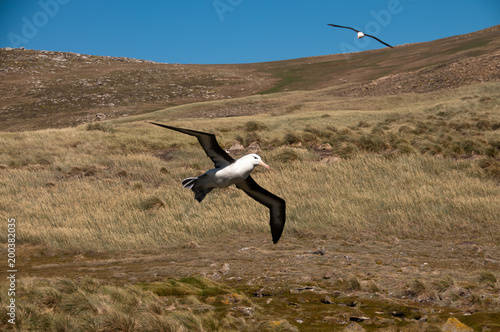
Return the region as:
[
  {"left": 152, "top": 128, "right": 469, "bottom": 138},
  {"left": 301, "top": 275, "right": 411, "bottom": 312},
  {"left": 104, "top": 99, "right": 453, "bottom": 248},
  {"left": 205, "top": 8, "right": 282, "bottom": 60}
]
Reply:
[
  {"left": 339, "top": 300, "right": 357, "bottom": 307},
  {"left": 228, "top": 141, "right": 244, "bottom": 154},
  {"left": 253, "top": 288, "right": 271, "bottom": 297},
  {"left": 322, "top": 296, "right": 334, "bottom": 304},
  {"left": 343, "top": 322, "right": 366, "bottom": 332},
  {"left": 323, "top": 270, "right": 337, "bottom": 279},
  {"left": 221, "top": 292, "right": 242, "bottom": 304},
  {"left": 209, "top": 272, "right": 221, "bottom": 280},
  {"left": 349, "top": 316, "right": 369, "bottom": 322},
  {"left": 186, "top": 241, "right": 200, "bottom": 248},
  {"left": 321, "top": 156, "right": 340, "bottom": 163},
  {"left": 247, "top": 141, "right": 262, "bottom": 154},
  {"left": 317, "top": 143, "right": 333, "bottom": 151},
  {"left": 226, "top": 276, "right": 242, "bottom": 282},
  {"left": 219, "top": 263, "right": 230, "bottom": 275},
  {"left": 238, "top": 247, "right": 255, "bottom": 252},
  {"left": 442, "top": 317, "right": 474, "bottom": 332},
  {"left": 311, "top": 247, "right": 326, "bottom": 255},
  {"left": 234, "top": 306, "right": 254, "bottom": 316}
]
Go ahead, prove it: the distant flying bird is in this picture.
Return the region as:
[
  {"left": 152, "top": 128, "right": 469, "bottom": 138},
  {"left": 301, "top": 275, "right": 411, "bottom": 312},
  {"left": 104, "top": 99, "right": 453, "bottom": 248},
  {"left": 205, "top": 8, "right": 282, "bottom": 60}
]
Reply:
[
  {"left": 327, "top": 24, "right": 394, "bottom": 49},
  {"left": 149, "top": 122, "right": 286, "bottom": 244}
]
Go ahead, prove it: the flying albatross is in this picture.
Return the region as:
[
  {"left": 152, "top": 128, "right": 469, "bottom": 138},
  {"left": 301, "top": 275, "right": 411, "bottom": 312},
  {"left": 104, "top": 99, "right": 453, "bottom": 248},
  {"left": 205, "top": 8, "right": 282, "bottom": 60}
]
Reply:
[
  {"left": 149, "top": 122, "right": 286, "bottom": 244},
  {"left": 327, "top": 24, "right": 394, "bottom": 48}
]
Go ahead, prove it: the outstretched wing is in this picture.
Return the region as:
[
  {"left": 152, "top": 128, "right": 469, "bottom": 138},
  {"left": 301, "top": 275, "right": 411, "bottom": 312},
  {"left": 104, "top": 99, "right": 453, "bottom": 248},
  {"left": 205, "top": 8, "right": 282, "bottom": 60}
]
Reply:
[
  {"left": 327, "top": 24, "right": 361, "bottom": 33},
  {"left": 149, "top": 122, "right": 234, "bottom": 168},
  {"left": 236, "top": 176, "right": 286, "bottom": 244},
  {"left": 364, "top": 33, "right": 394, "bottom": 48}
]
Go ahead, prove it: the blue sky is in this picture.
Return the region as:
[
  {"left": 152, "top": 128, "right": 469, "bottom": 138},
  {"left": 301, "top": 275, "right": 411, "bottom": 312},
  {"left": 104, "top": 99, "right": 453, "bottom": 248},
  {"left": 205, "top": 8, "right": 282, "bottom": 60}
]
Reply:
[{"left": 1, "top": 0, "right": 499, "bottom": 64}]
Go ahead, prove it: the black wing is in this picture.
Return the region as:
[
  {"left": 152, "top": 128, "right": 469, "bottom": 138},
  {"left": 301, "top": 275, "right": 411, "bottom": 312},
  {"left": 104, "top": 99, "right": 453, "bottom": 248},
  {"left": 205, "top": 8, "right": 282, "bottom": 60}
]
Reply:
[
  {"left": 327, "top": 24, "right": 360, "bottom": 33},
  {"left": 364, "top": 33, "right": 394, "bottom": 48},
  {"left": 149, "top": 122, "right": 234, "bottom": 168},
  {"left": 236, "top": 176, "right": 286, "bottom": 244}
]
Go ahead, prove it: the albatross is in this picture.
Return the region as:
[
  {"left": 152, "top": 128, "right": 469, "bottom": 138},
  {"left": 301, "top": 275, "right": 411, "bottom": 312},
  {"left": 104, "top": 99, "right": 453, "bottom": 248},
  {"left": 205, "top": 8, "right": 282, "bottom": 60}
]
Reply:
[
  {"left": 150, "top": 122, "right": 286, "bottom": 244},
  {"left": 327, "top": 24, "right": 394, "bottom": 48}
]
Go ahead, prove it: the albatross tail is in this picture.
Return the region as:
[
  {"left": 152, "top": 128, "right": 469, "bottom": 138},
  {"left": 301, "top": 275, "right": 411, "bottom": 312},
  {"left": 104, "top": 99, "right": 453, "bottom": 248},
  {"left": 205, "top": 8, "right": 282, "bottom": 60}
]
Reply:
[
  {"left": 181, "top": 177, "right": 213, "bottom": 203},
  {"left": 181, "top": 177, "right": 197, "bottom": 189}
]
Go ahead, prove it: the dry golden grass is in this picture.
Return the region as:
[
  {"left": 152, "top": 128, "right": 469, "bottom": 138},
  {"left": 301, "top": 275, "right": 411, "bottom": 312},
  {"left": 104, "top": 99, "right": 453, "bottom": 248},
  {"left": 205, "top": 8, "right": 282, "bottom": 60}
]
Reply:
[{"left": 0, "top": 82, "right": 499, "bottom": 252}]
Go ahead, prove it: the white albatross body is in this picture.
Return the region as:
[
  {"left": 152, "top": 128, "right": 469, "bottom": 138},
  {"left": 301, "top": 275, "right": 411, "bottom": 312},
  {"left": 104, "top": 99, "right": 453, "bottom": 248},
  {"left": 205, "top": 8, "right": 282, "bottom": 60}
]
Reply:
[
  {"left": 149, "top": 122, "right": 286, "bottom": 244},
  {"left": 197, "top": 154, "right": 269, "bottom": 189}
]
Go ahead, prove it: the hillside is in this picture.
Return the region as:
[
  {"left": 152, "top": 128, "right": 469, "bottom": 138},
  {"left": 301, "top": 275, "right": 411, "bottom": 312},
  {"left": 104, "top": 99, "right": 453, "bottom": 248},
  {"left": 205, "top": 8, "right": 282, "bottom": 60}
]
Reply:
[
  {"left": 0, "top": 50, "right": 274, "bottom": 131},
  {"left": 254, "top": 25, "right": 500, "bottom": 94},
  {"left": 1, "top": 25, "right": 499, "bottom": 131}
]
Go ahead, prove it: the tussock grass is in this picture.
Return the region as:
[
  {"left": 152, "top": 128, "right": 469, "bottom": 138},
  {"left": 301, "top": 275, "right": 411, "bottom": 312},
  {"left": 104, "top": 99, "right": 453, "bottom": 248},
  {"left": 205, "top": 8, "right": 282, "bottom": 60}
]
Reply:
[
  {"left": 432, "top": 275, "right": 455, "bottom": 293},
  {"left": 243, "top": 121, "right": 269, "bottom": 132},
  {"left": 4, "top": 148, "right": 498, "bottom": 252},
  {"left": 0, "top": 277, "right": 282, "bottom": 332},
  {"left": 477, "top": 272, "right": 497, "bottom": 287},
  {"left": 86, "top": 122, "right": 116, "bottom": 133},
  {"left": 140, "top": 196, "right": 166, "bottom": 211},
  {"left": 0, "top": 82, "right": 499, "bottom": 251}
]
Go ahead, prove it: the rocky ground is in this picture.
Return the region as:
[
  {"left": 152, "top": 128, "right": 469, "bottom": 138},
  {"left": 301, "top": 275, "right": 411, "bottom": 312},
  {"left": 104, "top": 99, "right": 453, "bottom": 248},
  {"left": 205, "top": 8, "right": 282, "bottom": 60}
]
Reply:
[
  {"left": 335, "top": 50, "right": 500, "bottom": 97},
  {"left": 0, "top": 48, "right": 273, "bottom": 131},
  {"left": 16, "top": 235, "right": 500, "bottom": 331}
]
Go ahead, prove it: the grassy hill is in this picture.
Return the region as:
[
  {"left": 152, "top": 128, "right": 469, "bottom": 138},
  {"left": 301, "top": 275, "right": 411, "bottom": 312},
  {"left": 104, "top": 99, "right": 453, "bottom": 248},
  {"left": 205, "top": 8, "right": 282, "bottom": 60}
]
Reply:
[{"left": 0, "top": 26, "right": 499, "bottom": 331}]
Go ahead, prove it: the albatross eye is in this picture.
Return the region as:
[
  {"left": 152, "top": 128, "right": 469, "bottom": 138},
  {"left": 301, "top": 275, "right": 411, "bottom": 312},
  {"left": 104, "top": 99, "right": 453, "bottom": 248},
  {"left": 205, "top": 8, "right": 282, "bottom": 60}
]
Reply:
[{"left": 253, "top": 156, "right": 258, "bottom": 159}]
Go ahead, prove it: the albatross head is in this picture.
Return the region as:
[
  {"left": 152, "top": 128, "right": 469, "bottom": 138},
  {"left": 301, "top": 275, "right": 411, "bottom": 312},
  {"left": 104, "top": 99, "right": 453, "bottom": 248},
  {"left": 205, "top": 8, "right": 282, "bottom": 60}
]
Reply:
[{"left": 248, "top": 154, "right": 270, "bottom": 169}]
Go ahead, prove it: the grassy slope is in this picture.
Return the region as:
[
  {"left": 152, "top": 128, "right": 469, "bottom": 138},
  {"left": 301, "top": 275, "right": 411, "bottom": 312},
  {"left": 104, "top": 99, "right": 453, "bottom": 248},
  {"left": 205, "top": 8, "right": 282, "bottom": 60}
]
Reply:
[
  {"left": 246, "top": 25, "right": 500, "bottom": 93},
  {"left": 1, "top": 82, "right": 499, "bottom": 252}
]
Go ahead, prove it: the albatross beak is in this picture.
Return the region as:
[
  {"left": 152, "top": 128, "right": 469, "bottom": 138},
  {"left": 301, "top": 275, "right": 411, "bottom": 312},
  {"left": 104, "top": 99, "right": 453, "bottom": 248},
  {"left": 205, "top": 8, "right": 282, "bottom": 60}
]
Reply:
[{"left": 259, "top": 160, "right": 270, "bottom": 169}]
